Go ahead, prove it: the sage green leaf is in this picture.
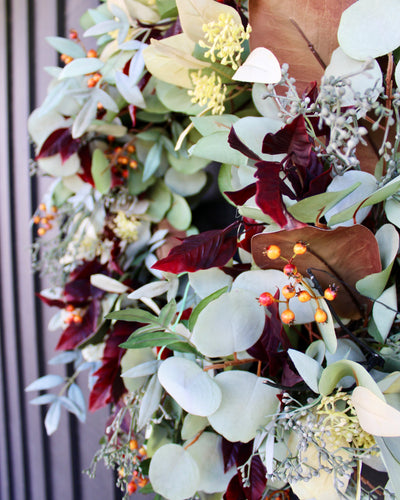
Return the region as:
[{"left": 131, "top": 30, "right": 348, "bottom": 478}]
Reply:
[
  {"left": 59, "top": 57, "right": 104, "bottom": 79},
  {"left": 356, "top": 224, "right": 399, "bottom": 300},
  {"left": 106, "top": 308, "right": 157, "bottom": 323},
  {"left": 188, "top": 286, "right": 229, "bottom": 331},
  {"left": 192, "top": 288, "right": 265, "bottom": 357},
  {"left": 158, "top": 357, "right": 222, "bottom": 416},
  {"left": 26, "top": 374, "right": 64, "bottom": 391},
  {"left": 156, "top": 80, "right": 203, "bottom": 115},
  {"left": 185, "top": 432, "right": 236, "bottom": 493},
  {"left": 385, "top": 197, "right": 400, "bottom": 229},
  {"left": 375, "top": 436, "right": 400, "bottom": 495},
  {"left": 156, "top": 0, "right": 178, "bottom": 18},
  {"left": 181, "top": 414, "right": 208, "bottom": 440},
  {"left": 143, "top": 141, "right": 163, "bottom": 182},
  {"left": 88, "top": 120, "right": 127, "bottom": 137},
  {"left": 138, "top": 373, "right": 163, "bottom": 430},
  {"left": 46, "top": 36, "right": 86, "bottom": 59},
  {"left": 52, "top": 180, "right": 73, "bottom": 206},
  {"left": 147, "top": 181, "right": 172, "bottom": 221},
  {"left": 325, "top": 339, "right": 365, "bottom": 388},
  {"left": 208, "top": 371, "right": 280, "bottom": 443},
  {"left": 189, "top": 132, "right": 247, "bottom": 166},
  {"left": 165, "top": 168, "right": 207, "bottom": 197},
  {"left": 338, "top": 0, "right": 400, "bottom": 60},
  {"left": 159, "top": 300, "right": 177, "bottom": 327},
  {"left": 91, "top": 149, "right": 111, "bottom": 194},
  {"left": 288, "top": 182, "right": 360, "bottom": 223},
  {"left": 90, "top": 274, "right": 129, "bottom": 293},
  {"left": 166, "top": 193, "right": 192, "bottom": 230},
  {"left": 128, "top": 281, "right": 171, "bottom": 300},
  {"left": 305, "top": 340, "right": 325, "bottom": 365},
  {"left": 191, "top": 115, "right": 239, "bottom": 137},
  {"left": 121, "top": 348, "right": 157, "bottom": 393},
  {"left": 128, "top": 167, "right": 156, "bottom": 196},
  {"left": 288, "top": 349, "right": 322, "bottom": 393},
  {"left": 372, "top": 284, "right": 397, "bottom": 343},
  {"left": 318, "top": 360, "right": 384, "bottom": 399},
  {"left": 45, "top": 400, "right": 62, "bottom": 435},
  {"left": 168, "top": 152, "right": 209, "bottom": 175},
  {"left": 149, "top": 444, "right": 200, "bottom": 500},
  {"left": 92, "top": 88, "right": 119, "bottom": 112},
  {"left": 72, "top": 96, "right": 98, "bottom": 138},
  {"left": 328, "top": 176, "right": 400, "bottom": 226},
  {"left": 189, "top": 269, "right": 232, "bottom": 300}
]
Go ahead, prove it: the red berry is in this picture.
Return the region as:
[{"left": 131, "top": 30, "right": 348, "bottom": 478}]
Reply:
[
  {"left": 283, "top": 263, "right": 297, "bottom": 276},
  {"left": 282, "top": 285, "right": 296, "bottom": 299},
  {"left": 258, "top": 292, "right": 275, "bottom": 306},
  {"left": 127, "top": 481, "right": 137, "bottom": 494},
  {"left": 281, "top": 309, "right": 295, "bottom": 324},
  {"left": 324, "top": 286, "right": 337, "bottom": 301},
  {"left": 69, "top": 29, "right": 78, "bottom": 40},
  {"left": 314, "top": 308, "right": 327, "bottom": 323},
  {"left": 264, "top": 244, "right": 281, "bottom": 260},
  {"left": 293, "top": 241, "right": 307, "bottom": 255}
]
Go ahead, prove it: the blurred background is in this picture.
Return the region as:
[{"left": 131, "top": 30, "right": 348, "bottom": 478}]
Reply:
[{"left": 0, "top": 1, "right": 135, "bottom": 498}]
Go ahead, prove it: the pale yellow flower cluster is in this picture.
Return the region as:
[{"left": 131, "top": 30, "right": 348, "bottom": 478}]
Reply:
[
  {"left": 315, "top": 390, "right": 376, "bottom": 450},
  {"left": 199, "top": 12, "right": 251, "bottom": 70},
  {"left": 188, "top": 70, "right": 227, "bottom": 115},
  {"left": 113, "top": 211, "right": 141, "bottom": 243}
]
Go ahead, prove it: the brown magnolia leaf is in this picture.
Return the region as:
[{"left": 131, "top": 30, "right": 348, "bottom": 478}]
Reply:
[
  {"left": 155, "top": 219, "right": 187, "bottom": 261},
  {"left": 251, "top": 225, "right": 381, "bottom": 319},
  {"left": 248, "top": 0, "right": 355, "bottom": 94}
]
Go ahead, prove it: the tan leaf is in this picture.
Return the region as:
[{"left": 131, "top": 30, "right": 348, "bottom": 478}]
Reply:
[
  {"left": 248, "top": 0, "right": 355, "bottom": 93},
  {"left": 251, "top": 225, "right": 381, "bottom": 319}
]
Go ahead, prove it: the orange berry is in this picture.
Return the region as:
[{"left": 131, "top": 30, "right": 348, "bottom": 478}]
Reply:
[
  {"left": 122, "top": 170, "right": 129, "bottom": 179},
  {"left": 282, "top": 285, "right": 296, "bottom": 299},
  {"left": 293, "top": 241, "right": 307, "bottom": 255},
  {"left": 127, "top": 481, "right": 137, "bottom": 494},
  {"left": 127, "top": 145, "right": 136, "bottom": 154},
  {"left": 264, "top": 244, "right": 281, "bottom": 260},
  {"left": 314, "top": 308, "right": 327, "bottom": 323},
  {"left": 118, "top": 467, "right": 125, "bottom": 478},
  {"left": 117, "top": 156, "right": 129, "bottom": 165},
  {"left": 107, "top": 135, "right": 115, "bottom": 143},
  {"left": 324, "top": 287, "right": 337, "bottom": 301},
  {"left": 129, "top": 439, "right": 138, "bottom": 451},
  {"left": 33, "top": 215, "right": 41, "bottom": 224},
  {"left": 40, "top": 217, "right": 48, "bottom": 224},
  {"left": 137, "top": 478, "right": 148, "bottom": 488},
  {"left": 65, "top": 304, "right": 74, "bottom": 312},
  {"left": 138, "top": 446, "right": 146, "bottom": 457},
  {"left": 129, "top": 160, "right": 138, "bottom": 169},
  {"left": 87, "top": 78, "right": 96, "bottom": 88},
  {"left": 283, "top": 263, "right": 297, "bottom": 277},
  {"left": 258, "top": 292, "right": 275, "bottom": 307},
  {"left": 281, "top": 309, "right": 295, "bottom": 324},
  {"left": 63, "top": 55, "right": 73, "bottom": 65},
  {"left": 297, "top": 290, "right": 311, "bottom": 302},
  {"left": 69, "top": 29, "right": 78, "bottom": 40},
  {"left": 37, "top": 227, "right": 46, "bottom": 236},
  {"left": 51, "top": 206, "right": 58, "bottom": 213},
  {"left": 39, "top": 203, "right": 46, "bottom": 211},
  {"left": 87, "top": 49, "right": 97, "bottom": 58},
  {"left": 72, "top": 314, "right": 83, "bottom": 324}
]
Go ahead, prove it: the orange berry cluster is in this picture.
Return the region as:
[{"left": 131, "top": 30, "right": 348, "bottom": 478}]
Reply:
[
  {"left": 64, "top": 304, "right": 83, "bottom": 325},
  {"left": 33, "top": 203, "right": 57, "bottom": 237},
  {"left": 109, "top": 142, "right": 138, "bottom": 179},
  {"left": 119, "top": 440, "right": 149, "bottom": 496},
  {"left": 258, "top": 242, "right": 338, "bottom": 325}
]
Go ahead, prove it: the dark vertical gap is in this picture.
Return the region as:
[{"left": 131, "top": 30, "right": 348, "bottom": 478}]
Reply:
[
  {"left": 27, "top": 0, "right": 54, "bottom": 498},
  {"left": 0, "top": 260, "right": 13, "bottom": 500},
  {"left": 57, "top": 0, "right": 82, "bottom": 498},
  {"left": 114, "top": 470, "right": 124, "bottom": 500},
  {"left": 5, "top": 0, "right": 29, "bottom": 498}
]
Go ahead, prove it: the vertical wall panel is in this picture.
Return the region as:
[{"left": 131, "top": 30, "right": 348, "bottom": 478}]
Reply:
[{"left": 0, "top": 0, "right": 122, "bottom": 499}]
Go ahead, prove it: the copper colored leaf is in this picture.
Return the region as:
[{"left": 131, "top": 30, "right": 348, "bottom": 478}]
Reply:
[
  {"left": 248, "top": 0, "right": 355, "bottom": 93},
  {"left": 252, "top": 225, "right": 381, "bottom": 319}
]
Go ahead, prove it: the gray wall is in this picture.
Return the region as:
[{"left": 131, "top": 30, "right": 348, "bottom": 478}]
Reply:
[{"left": 0, "top": 1, "right": 123, "bottom": 499}]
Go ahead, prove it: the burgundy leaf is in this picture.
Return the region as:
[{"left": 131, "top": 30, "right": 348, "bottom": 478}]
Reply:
[
  {"left": 238, "top": 218, "right": 265, "bottom": 253},
  {"left": 254, "top": 162, "right": 288, "bottom": 227},
  {"left": 36, "top": 128, "right": 80, "bottom": 164},
  {"left": 152, "top": 222, "right": 239, "bottom": 273},
  {"left": 281, "top": 360, "right": 304, "bottom": 387},
  {"left": 36, "top": 293, "right": 65, "bottom": 309},
  {"left": 228, "top": 127, "right": 261, "bottom": 161},
  {"left": 89, "top": 321, "right": 136, "bottom": 412},
  {"left": 262, "top": 115, "right": 312, "bottom": 168},
  {"left": 222, "top": 440, "right": 246, "bottom": 473},
  {"left": 56, "top": 300, "right": 101, "bottom": 351},
  {"left": 77, "top": 144, "right": 94, "bottom": 186},
  {"left": 225, "top": 183, "right": 256, "bottom": 207},
  {"left": 224, "top": 475, "right": 246, "bottom": 500},
  {"left": 240, "top": 455, "right": 267, "bottom": 500}
]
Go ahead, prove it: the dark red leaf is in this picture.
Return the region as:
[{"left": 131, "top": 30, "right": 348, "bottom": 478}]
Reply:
[
  {"left": 36, "top": 293, "right": 65, "bottom": 309},
  {"left": 89, "top": 321, "right": 137, "bottom": 412},
  {"left": 240, "top": 455, "right": 267, "bottom": 500},
  {"left": 36, "top": 128, "right": 80, "bottom": 164},
  {"left": 222, "top": 440, "right": 247, "bottom": 473},
  {"left": 152, "top": 222, "right": 239, "bottom": 273},
  {"left": 238, "top": 219, "right": 265, "bottom": 253},
  {"left": 64, "top": 259, "right": 108, "bottom": 303},
  {"left": 254, "top": 162, "right": 288, "bottom": 227},
  {"left": 225, "top": 183, "right": 256, "bottom": 206},
  {"left": 77, "top": 144, "right": 94, "bottom": 186},
  {"left": 228, "top": 127, "right": 261, "bottom": 161},
  {"left": 224, "top": 475, "right": 246, "bottom": 500},
  {"left": 56, "top": 300, "right": 101, "bottom": 351},
  {"left": 281, "top": 360, "right": 304, "bottom": 387},
  {"left": 262, "top": 115, "right": 312, "bottom": 168}
]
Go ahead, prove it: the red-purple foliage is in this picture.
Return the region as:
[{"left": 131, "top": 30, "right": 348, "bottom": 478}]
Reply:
[{"left": 36, "top": 128, "right": 80, "bottom": 164}]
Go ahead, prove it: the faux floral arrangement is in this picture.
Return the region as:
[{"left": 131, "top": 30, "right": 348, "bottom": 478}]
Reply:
[{"left": 27, "top": 0, "right": 400, "bottom": 498}]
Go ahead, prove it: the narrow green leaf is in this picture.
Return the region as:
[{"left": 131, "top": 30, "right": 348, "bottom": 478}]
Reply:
[
  {"left": 159, "top": 300, "right": 177, "bottom": 327},
  {"left": 120, "top": 330, "right": 185, "bottom": 349},
  {"left": 59, "top": 57, "right": 104, "bottom": 79},
  {"left": 91, "top": 149, "right": 111, "bottom": 194},
  {"left": 188, "top": 287, "right": 229, "bottom": 331},
  {"left": 46, "top": 36, "right": 86, "bottom": 59},
  {"left": 143, "top": 141, "right": 163, "bottom": 181},
  {"left": 106, "top": 308, "right": 157, "bottom": 323}
]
